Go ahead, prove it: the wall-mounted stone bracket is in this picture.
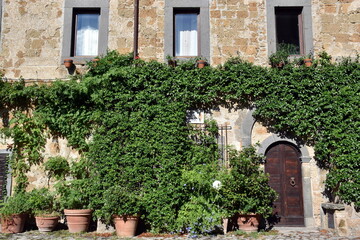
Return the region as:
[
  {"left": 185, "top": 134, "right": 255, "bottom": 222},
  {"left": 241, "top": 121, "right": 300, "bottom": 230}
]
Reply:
[{"left": 321, "top": 203, "right": 345, "bottom": 229}]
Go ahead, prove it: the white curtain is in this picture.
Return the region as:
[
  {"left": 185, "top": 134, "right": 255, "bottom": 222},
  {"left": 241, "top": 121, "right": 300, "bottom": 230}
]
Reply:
[
  {"left": 175, "top": 13, "right": 198, "bottom": 57},
  {"left": 76, "top": 14, "right": 99, "bottom": 56}
]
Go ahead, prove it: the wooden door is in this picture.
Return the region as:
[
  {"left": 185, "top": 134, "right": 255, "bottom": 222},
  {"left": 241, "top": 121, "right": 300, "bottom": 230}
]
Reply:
[
  {"left": 0, "top": 153, "right": 8, "bottom": 201},
  {"left": 265, "top": 143, "right": 304, "bottom": 226}
]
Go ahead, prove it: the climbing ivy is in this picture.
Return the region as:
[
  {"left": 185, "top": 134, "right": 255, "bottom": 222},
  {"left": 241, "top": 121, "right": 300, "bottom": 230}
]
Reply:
[{"left": 0, "top": 51, "right": 359, "bottom": 230}]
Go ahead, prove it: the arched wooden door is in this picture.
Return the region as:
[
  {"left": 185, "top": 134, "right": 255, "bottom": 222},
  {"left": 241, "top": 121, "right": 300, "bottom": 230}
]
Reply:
[{"left": 265, "top": 142, "right": 304, "bottom": 226}]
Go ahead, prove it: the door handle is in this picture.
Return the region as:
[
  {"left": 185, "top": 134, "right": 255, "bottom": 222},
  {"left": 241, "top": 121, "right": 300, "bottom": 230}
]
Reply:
[{"left": 290, "top": 177, "right": 296, "bottom": 186}]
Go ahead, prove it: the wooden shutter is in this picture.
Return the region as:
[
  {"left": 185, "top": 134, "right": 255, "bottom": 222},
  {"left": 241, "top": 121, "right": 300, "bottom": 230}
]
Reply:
[{"left": 0, "top": 153, "right": 9, "bottom": 200}]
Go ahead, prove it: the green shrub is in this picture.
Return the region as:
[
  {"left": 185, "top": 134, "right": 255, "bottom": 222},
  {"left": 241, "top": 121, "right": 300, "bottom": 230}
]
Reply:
[
  {"left": 0, "top": 192, "right": 31, "bottom": 218},
  {"left": 28, "top": 188, "right": 59, "bottom": 216}
]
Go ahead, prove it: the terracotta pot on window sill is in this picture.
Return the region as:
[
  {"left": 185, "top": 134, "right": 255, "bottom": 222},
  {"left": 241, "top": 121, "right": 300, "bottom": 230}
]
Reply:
[
  {"left": 304, "top": 58, "right": 312, "bottom": 67},
  {"left": 64, "top": 59, "right": 74, "bottom": 68},
  {"left": 196, "top": 60, "right": 207, "bottom": 69}
]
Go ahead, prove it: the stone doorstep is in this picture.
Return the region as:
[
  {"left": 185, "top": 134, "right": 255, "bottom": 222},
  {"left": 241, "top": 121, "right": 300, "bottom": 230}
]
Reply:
[{"left": 272, "top": 226, "right": 320, "bottom": 234}]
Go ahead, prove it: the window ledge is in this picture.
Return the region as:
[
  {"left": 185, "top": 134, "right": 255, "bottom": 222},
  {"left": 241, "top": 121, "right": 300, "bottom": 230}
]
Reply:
[{"left": 61, "top": 56, "right": 97, "bottom": 65}]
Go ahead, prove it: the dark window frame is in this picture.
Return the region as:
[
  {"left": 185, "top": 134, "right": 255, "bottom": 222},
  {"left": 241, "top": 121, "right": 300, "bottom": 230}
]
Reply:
[
  {"left": 164, "top": 0, "right": 210, "bottom": 61},
  {"left": 173, "top": 8, "right": 200, "bottom": 58},
  {"left": 266, "top": 0, "right": 313, "bottom": 57},
  {"left": 275, "top": 7, "right": 304, "bottom": 55},
  {"left": 61, "top": 0, "right": 109, "bottom": 64},
  {"left": 71, "top": 8, "right": 101, "bottom": 57}
]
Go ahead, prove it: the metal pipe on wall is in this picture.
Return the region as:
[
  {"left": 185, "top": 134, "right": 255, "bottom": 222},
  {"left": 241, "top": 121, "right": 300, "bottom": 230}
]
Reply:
[{"left": 133, "top": 0, "right": 139, "bottom": 59}]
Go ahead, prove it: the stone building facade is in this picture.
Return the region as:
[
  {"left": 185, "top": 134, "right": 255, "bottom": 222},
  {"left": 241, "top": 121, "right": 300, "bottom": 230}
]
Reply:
[{"left": 0, "top": 0, "right": 359, "bottom": 236}]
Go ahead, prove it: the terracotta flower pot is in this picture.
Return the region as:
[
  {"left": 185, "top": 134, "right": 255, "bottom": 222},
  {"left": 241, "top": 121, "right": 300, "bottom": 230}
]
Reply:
[
  {"left": 35, "top": 216, "right": 60, "bottom": 232},
  {"left": 64, "top": 209, "right": 92, "bottom": 233},
  {"left": 197, "top": 60, "right": 207, "bottom": 69},
  {"left": 304, "top": 58, "right": 312, "bottom": 67},
  {"left": 168, "top": 59, "right": 177, "bottom": 67},
  {"left": 64, "top": 59, "right": 74, "bottom": 68},
  {"left": 113, "top": 215, "right": 139, "bottom": 237},
  {"left": 237, "top": 213, "right": 261, "bottom": 232},
  {"left": 1, "top": 213, "right": 27, "bottom": 233},
  {"left": 92, "top": 58, "right": 100, "bottom": 67}
]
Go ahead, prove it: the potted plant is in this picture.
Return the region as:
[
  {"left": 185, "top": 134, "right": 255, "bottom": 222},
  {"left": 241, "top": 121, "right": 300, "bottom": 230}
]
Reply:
[
  {"left": 48, "top": 157, "right": 93, "bottom": 233},
  {"left": 217, "top": 146, "right": 277, "bottom": 232},
  {"left": 196, "top": 58, "right": 208, "bottom": 68},
  {"left": 269, "top": 43, "right": 298, "bottom": 68},
  {"left": 63, "top": 59, "right": 74, "bottom": 68},
  {"left": 28, "top": 188, "right": 60, "bottom": 232},
  {"left": 303, "top": 52, "right": 314, "bottom": 67},
  {"left": 96, "top": 185, "right": 141, "bottom": 237},
  {"left": 166, "top": 55, "right": 177, "bottom": 67},
  {"left": 0, "top": 191, "right": 31, "bottom": 233},
  {"left": 55, "top": 179, "right": 93, "bottom": 233},
  {"left": 269, "top": 50, "right": 290, "bottom": 68}
]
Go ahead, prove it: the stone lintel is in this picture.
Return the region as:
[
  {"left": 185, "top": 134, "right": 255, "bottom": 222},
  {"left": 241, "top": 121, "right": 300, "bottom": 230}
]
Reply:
[{"left": 321, "top": 203, "right": 345, "bottom": 210}]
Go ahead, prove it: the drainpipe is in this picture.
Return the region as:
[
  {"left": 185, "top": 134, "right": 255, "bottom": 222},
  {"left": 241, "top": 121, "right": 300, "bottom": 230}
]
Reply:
[{"left": 133, "top": 0, "right": 139, "bottom": 59}]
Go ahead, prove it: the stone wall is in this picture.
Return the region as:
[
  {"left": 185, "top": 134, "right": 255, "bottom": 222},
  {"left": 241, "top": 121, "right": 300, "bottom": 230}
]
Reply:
[{"left": 312, "top": 0, "right": 360, "bottom": 60}]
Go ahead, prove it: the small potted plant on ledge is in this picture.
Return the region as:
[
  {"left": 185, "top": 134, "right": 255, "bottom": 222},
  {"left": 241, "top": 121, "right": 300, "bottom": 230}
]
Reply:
[
  {"left": 96, "top": 185, "right": 142, "bottom": 237},
  {"left": 303, "top": 52, "right": 314, "bottom": 67},
  {"left": 28, "top": 188, "right": 60, "bottom": 232},
  {"left": 166, "top": 55, "right": 177, "bottom": 67},
  {"left": 196, "top": 57, "right": 208, "bottom": 69},
  {"left": 269, "top": 43, "right": 298, "bottom": 68},
  {"left": 0, "top": 191, "right": 31, "bottom": 233},
  {"left": 217, "top": 146, "right": 277, "bottom": 233}
]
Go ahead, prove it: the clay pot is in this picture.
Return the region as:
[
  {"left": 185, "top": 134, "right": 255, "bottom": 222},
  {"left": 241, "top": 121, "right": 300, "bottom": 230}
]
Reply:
[
  {"left": 304, "top": 58, "right": 312, "bottom": 67},
  {"left": 197, "top": 60, "right": 207, "bottom": 69},
  {"left": 113, "top": 215, "right": 139, "bottom": 237},
  {"left": 64, "top": 209, "right": 92, "bottom": 233},
  {"left": 35, "top": 216, "right": 60, "bottom": 232},
  {"left": 237, "top": 213, "right": 261, "bottom": 233},
  {"left": 64, "top": 59, "right": 74, "bottom": 68},
  {"left": 92, "top": 58, "right": 100, "bottom": 67},
  {"left": 168, "top": 59, "right": 177, "bottom": 67},
  {"left": 1, "top": 213, "right": 27, "bottom": 233}
]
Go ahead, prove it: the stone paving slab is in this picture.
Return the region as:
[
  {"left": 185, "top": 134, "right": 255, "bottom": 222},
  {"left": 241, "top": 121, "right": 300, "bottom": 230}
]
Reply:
[{"left": 0, "top": 228, "right": 359, "bottom": 240}]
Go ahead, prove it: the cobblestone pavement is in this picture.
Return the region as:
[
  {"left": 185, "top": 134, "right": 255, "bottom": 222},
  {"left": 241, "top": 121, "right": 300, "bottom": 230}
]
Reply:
[{"left": 0, "top": 228, "right": 359, "bottom": 240}]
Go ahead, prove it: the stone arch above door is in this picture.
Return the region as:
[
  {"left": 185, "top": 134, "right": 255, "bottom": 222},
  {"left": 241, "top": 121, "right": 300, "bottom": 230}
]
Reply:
[{"left": 240, "top": 109, "right": 311, "bottom": 163}]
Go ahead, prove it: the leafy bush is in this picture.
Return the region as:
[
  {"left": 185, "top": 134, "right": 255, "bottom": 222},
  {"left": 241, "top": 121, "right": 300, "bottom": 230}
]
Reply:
[
  {"left": 0, "top": 192, "right": 31, "bottom": 218},
  {"left": 95, "top": 185, "right": 142, "bottom": 224},
  {"left": 28, "top": 188, "right": 59, "bottom": 216},
  {"left": 44, "top": 156, "right": 70, "bottom": 181},
  {"left": 54, "top": 158, "right": 93, "bottom": 211},
  {"left": 0, "top": 51, "right": 359, "bottom": 232},
  {"left": 217, "top": 146, "right": 277, "bottom": 217}
]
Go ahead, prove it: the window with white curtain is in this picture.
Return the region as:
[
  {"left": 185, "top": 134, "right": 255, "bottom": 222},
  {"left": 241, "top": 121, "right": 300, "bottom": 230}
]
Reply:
[
  {"left": 73, "top": 9, "right": 100, "bottom": 56},
  {"left": 175, "top": 12, "right": 198, "bottom": 57},
  {"left": 62, "top": 0, "right": 109, "bottom": 63},
  {"left": 164, "top": 0, "right": 209, "bottom": 61}
]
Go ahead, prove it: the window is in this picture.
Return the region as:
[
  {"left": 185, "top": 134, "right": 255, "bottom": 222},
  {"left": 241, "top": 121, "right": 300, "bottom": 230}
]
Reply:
[
  {"left": 165, "top": 0, "right": 209, "bottom": 60},
  {"left": 62, "top": 0, "right": 109, "bottom": 63},
  {"left": 275, "top": 7, "right": 303, "bottom": 55},
  {"left": 267, "top": 0, "right": 313, "bottom": 56},
  {"left": 174, "top": 10, "right": 199, "bottom": 57},
  {"left": 72, "top": 9, "right": 100, "bottom": 56}
]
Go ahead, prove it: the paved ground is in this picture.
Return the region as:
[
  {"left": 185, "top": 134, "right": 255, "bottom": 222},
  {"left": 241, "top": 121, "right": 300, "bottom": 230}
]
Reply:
[{"left": 0, "top": 228, "right": 359, "bottom": 240}]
